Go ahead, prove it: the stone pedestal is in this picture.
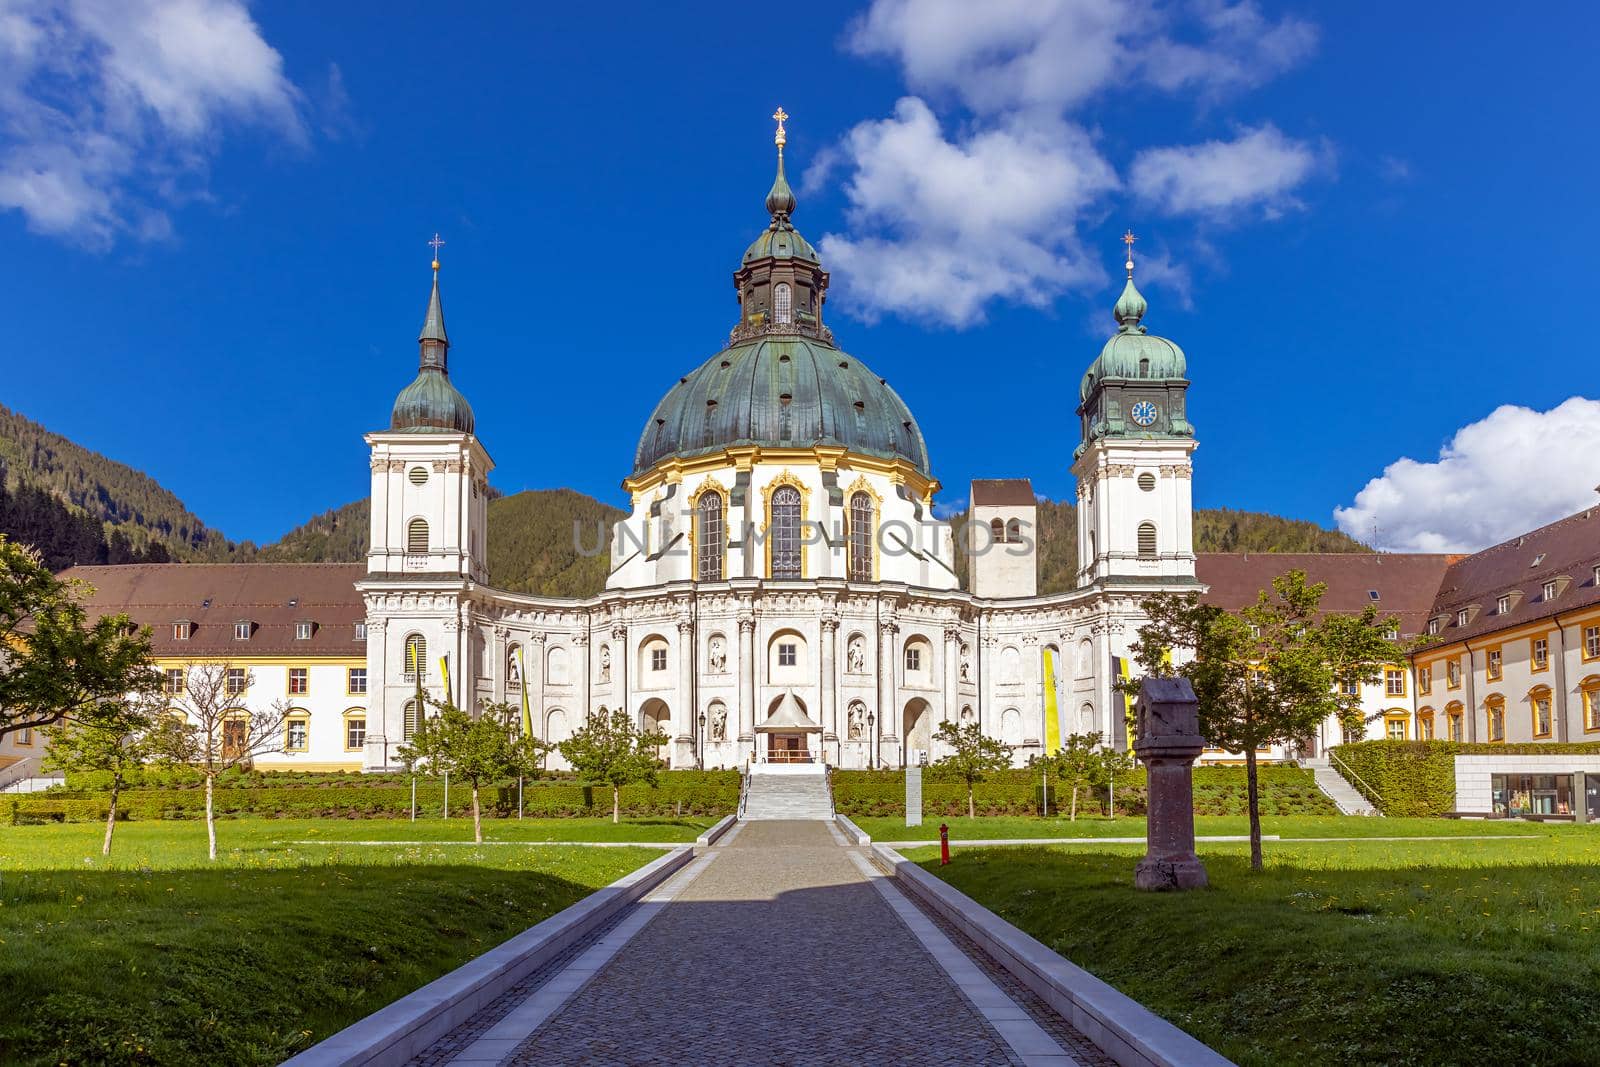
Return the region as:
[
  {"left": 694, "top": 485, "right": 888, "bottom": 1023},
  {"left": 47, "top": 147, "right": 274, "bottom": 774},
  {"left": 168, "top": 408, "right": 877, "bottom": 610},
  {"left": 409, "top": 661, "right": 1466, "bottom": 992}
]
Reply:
[{"left": 1133, "top": 677, "right": 1208, "bottom": 891}]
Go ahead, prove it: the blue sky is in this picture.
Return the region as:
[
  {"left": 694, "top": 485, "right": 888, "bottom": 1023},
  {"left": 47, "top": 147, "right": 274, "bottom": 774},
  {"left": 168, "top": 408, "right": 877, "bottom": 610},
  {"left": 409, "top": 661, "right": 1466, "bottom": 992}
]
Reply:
[{"left": 3, "top": 1, "right": 1598, "bottom": 553}]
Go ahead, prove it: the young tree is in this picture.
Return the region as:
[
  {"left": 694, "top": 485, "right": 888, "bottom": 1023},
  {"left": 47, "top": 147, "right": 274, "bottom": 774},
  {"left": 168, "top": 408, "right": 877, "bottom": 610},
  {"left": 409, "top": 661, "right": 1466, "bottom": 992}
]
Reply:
[
  {"left": 44, "top": 692, "right": 165, "bottom": 856},
  {"left": 1098, "top": 746, "right": 1136, "bottom": 820},
  {"left": 0, "top": 538, "right": 155, "bottom": 741},
  {"left": 932, "top": 720, "right": 1013, "bottom": 819},
  {"left": 399, "top": 698, "right": 522, "bottom": 843},
  {"left": 558, "top": 707, "right": 667, "bottom": 823},
  {"left": 158, "top": 663, "right": 288, "bottom": 861},
  {"left": 1128, "top": 570, "right": 1405, "bottom": 870},
  {"left": 1053, "top": 732, "right": 1104, "bottom": 821}
]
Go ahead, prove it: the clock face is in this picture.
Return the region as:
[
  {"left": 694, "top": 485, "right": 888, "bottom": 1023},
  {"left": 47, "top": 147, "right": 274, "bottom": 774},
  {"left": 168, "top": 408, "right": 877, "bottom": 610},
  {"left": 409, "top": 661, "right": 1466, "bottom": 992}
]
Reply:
[{"left": 1130, "top": 400, "right": 1159, "bottom": 427}]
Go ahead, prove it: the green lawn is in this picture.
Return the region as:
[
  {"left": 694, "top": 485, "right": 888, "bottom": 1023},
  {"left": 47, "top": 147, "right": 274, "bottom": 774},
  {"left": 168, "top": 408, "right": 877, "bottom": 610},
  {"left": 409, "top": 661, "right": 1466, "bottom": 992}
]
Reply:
[
  {"left": 907, "top": 825, "right": 1600, "bottom": 1066},
  {"left": 855, "top": 813, "right": 1558, "bottom": 841},
  {"left": 0, "top": 819, "right": 671, "bottom": 1066}
]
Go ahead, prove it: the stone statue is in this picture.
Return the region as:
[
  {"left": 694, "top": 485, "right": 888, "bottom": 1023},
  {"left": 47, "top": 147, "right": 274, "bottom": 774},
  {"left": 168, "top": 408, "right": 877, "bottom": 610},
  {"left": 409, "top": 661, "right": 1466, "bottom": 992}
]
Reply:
[
  {"left": 847, "top": 702, "right": 865, "bottom": 740},
  {"left": 708, "top": 636, "right": 726, "bottom": 674},
  {"left": 959, "top": 643, "right": 971, "bottom": 684},
  {"left": 599, "top": 644, "right": 611, "bottom": 684},
  {"left": 710, "top": 704, "right": 727, "bottom": 742},
  {"left": 960, "top": 705, "right": 974, "bottom": 724},
  {"left": 507, "top": 649, "right": 522, "bottom": 687},
  {"left": 846, "top": 636, "right": 865, "bottom": 674}
]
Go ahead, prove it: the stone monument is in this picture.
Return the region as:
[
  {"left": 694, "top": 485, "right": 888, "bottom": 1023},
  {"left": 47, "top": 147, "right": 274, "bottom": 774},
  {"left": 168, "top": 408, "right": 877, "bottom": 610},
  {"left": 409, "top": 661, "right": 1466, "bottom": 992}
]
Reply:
[{"left": 1133, "top": 677, "right": 1208, "bottom": 891}]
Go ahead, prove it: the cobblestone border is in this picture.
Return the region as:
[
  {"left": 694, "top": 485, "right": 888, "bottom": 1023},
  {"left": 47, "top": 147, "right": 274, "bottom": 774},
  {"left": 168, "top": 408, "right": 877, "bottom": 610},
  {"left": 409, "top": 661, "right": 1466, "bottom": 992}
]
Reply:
[
  {"left": 834, "top": 813, "right": 871, "bottom": 845},
  {"left": 282, "top": 847, "right": 694, "bottom": 1067},
  {"left": 872, "top": 844, "right": 1236, "bottom": 1067},
  {"left": 695, "top": 813, "right": 737, "bottom": 847}
]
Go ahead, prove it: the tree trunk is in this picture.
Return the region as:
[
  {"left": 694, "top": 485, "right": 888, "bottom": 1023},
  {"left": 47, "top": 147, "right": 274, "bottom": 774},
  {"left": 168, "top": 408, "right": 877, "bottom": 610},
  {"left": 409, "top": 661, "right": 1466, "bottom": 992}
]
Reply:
[
  {"left": 612, "top": 785, "right": 620, "bottom": 824},
  {"left": 1246, "top": 746, "right": 1263, "bottom": 871},
  {"left": 967, "top": 781, "right": 975, "bottom": 820},
  {"left": 471, "top": 784, "right": 482, "bottom": 844},
  {"left": 102, "top": 775, "right": 120, "bottom": 857},
  {"left": 1070, "top": 783, "right": 1079, "bottom": 822},
  {"left": 205, "top": 774, "right": 217, "bottom": 862}
]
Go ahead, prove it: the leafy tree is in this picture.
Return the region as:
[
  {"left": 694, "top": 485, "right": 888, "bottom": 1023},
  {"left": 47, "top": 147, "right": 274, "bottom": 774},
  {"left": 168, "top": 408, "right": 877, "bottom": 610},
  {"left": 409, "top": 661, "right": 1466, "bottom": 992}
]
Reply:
[
  {"left": 398, "top": 698, "right": 525, "bottom": 843},
  {"left": 0, "top": 538, "right": 156, "bottom": 742},
  {"left": 1053, "top": 732, "right": 1104, "bottom": 821},
  {"left": 1098, "top": 746, "right": 1137, "bottom": 820},
  {"left": 558, "top": 707, "right": 667, "bottom": 823},
  {"left": 44, "top": 692, "right": 167, "bottom": 856},
  {"left": 932, "top": 720, "right": 1013, "bottom": 819},
  {"left": 157, "top": 663, "right": 289, "bottom": 860},
  {"left": 1128, "top": 570, "right": 1405, "bottom": 870}
]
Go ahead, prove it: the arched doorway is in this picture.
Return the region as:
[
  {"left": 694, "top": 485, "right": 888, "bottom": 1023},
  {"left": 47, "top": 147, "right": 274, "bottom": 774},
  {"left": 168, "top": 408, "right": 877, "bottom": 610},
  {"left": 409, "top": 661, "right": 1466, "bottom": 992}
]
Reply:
[
  {"left": 640, "top": 699, "right": 670, "bottom": 739},
  {"left": 902, "top": 697, "right": 932, "bottom": 767}
]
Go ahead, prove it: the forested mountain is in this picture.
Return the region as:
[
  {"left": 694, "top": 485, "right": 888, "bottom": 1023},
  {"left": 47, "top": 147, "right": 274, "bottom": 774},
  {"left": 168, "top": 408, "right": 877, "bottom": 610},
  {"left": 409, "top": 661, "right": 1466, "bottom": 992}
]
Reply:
[
  {"left": 257, "top": 489, "right": 625, "bottom": 596},
  {"left": 0, "top": 471, "right": 174, "bottom": 570},
  {"left": 0, "top": 403, "right": 240, "bottom": 561},
  {"left": 949, "top": 499, "right": 1370, "bottom": 594}
]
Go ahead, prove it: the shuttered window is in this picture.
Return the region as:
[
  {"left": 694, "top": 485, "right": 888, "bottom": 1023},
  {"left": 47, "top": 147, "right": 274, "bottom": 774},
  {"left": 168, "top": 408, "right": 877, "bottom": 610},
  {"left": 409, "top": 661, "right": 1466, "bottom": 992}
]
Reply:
[
  {"left": 407, "top": 518, "right": 429, "bottom": 554},
  {"left": 1137, "top": 522, "right": 1157, "bottom": 559}
]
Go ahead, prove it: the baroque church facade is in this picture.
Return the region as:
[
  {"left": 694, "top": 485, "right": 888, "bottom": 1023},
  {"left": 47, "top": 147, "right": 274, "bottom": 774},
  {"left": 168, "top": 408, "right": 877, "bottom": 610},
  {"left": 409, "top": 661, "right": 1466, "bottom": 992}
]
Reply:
[{"left": 357, "top": 120, "right": 1201, "bottom": 772}]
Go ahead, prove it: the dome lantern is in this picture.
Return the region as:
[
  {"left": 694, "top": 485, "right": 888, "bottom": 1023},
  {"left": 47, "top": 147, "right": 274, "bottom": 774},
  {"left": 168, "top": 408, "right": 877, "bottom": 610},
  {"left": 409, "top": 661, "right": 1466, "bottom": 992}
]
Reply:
[{"left": 390, "top": 239, "right": 476, "bottom": 435}]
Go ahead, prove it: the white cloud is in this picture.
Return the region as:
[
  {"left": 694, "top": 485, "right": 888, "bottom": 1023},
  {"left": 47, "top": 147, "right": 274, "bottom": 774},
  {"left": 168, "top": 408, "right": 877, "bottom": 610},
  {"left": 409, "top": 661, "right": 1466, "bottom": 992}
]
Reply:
[
  {"left": 822, "top": 0, "right": 1323, "bottom": 327},
  {"left": 847, "top": 0, "right": 1316, "bottom": 114},
  {"left": 813, "top": 99, "right": 1116, "bottom": 327},
  {"left": 0, "top": 0, "right": 304, "bottom": 246},
  {"left": 1129, "top": 124, "right": 1322, "bottom": 217},
  {"left": 1334, "top": 398, "right": 1600, "bottom": 553}
]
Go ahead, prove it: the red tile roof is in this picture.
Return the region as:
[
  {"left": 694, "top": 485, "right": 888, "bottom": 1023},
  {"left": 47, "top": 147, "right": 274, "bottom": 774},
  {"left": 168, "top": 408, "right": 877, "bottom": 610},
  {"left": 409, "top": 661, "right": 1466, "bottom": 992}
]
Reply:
[
  {"left": 1195, "top": 553, "right": 1455, "bottom": 638},
  {"left": 970, "top": 479, "right": 1036, "bottom": 506},
  {"left": 60, "top": 564, "right": 367, "bottom": 658}
]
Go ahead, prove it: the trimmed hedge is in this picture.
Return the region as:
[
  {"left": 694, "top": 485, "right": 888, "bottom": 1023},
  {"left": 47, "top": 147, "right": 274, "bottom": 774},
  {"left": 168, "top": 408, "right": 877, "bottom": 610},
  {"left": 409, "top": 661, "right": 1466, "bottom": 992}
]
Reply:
[
  {"left": 7, "top": 770, "right": 740, "bottom": 825},
  {"left": 1330, "top": 740, "right": 1600, "bottom": 816},
  {"left": 829, "top": 765, "right": 1336, "bottom": 818}
]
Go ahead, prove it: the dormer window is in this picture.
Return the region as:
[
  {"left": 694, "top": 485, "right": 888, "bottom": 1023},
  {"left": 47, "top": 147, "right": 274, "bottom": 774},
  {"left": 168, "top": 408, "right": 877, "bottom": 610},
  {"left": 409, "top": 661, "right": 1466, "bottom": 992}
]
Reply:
[
  {"left": 1456, "top": 609, "right": 1468, "bottom": 628},
  {"left": 1496, "top": 594, "right": 1510, "bottom": 615},
  {"left": 234, "top": 621, "right": 252, "bottom": 641},
  {"left": 1531, "top": 552, "right": 1546, "bottom": 567},
  {"left": 1427, "top": 618, "right": 1441, "bottom": 636},
  {"left": 773, "top": 282, "right": 792, "bottom": 324},
  {"left": 173, "top": 620, "right": 193, "bottom": 641},
  {"left": 355, "top": 621, "right": 368, "bottom": 641},
  {"left": 295, "top": 621, "right": 314, "bottom": 641},
  {"left": 1543, "top": 580, "right": 1558, "bottom": 601}
]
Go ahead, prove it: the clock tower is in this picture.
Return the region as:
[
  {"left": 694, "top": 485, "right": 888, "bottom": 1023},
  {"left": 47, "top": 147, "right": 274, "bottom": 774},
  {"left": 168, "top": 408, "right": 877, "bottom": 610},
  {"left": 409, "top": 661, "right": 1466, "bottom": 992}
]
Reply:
[{"left": 1072, "top": 234, "right": 1198, "bottom": 589}]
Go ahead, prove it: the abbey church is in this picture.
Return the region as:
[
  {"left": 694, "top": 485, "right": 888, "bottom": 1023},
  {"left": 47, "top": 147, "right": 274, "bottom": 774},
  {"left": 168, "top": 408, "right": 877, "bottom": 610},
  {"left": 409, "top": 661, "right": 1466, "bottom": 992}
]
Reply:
[{"left": 19, "top": 118, "right": 1600, "bottom": 812}]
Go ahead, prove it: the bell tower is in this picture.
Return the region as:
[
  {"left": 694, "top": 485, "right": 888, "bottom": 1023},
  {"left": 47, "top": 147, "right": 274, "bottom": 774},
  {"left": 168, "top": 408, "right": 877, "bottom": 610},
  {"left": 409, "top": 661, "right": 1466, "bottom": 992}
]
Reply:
[{"left": 1073, "top": 233, "right": 1198, "bottom": 589}]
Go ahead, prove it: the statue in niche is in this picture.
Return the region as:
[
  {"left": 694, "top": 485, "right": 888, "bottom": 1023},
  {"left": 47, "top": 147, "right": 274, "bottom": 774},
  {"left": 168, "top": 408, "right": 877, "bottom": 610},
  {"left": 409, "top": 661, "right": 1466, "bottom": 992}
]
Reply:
[
  {"left": 846, "top": 635, "right": 866, "bottom": 674},
  {"left": 599, "top": 644, "right": 612, "bottom": 684},
  {"left": 507, "top": 650, "right": 522, "bottom": 688},
  {"left": 710, "top": 705, "right": 728, "bottom": 742},
  {"left": 959, "top": 643, "right": 971, "bottom": 684},
  {"left": 960, "top": 705, "right": 974, "bottom": 724},
  {"left": 708, "top": 636, "right": 726, "bottom": 674},
  {"left": 847, "top": 701, "right": 866, "bottom": 740}
]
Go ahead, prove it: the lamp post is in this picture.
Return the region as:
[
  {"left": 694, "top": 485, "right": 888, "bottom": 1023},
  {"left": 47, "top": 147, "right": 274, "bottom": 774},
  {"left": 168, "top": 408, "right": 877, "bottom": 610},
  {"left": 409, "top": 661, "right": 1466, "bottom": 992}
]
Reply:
[
  {"left": 867, "top": 711, "right": 876, "bottom": 770},
  {"left": 698, "top": 711, "right": 707, "bottom": 770}
]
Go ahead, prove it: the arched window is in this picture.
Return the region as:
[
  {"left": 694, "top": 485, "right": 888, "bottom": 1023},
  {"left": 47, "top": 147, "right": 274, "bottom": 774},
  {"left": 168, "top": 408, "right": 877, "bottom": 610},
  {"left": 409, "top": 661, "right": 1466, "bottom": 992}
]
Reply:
[
  {"left": 770, "top": 485, "right": 802, "bottom": 579},
  {"left": 1138, "top": 357, "right": 1150, "bottom": 376},
  {"left": 284, "top": 710, "right": 310, "bottom": 752},
  {"left": 1005, "top": 517, "right": 1021, "bottom": 543},
  {"left": 849, "top": 491, "right": 873, "bottom": 581},
  {"left": 403, "top": 698, "right": 421, "bottom": 740},
  {"left": 1137, "top": 522, "right": 1157, "bottom": 559},
  {"left": 407, "top": 518, "right": 429, "bottom": 554},
  {"left": 1486, "top": 695, "right": 1506, "bottom": 742},
  {"left": 1530, "top": 686, "right": 1553, "bottom": 738},
  {"left": 697, "top": 491, "right": 724, "bottom": 582},
  {"left": 774, "top": 282, "right": 792, "bottom": 324},
  {"left": 990, "top": 517, "right": 1005, "bottom": 543},
  {"left": 404, "top": 634, "right": 427, "bottom": 679}
]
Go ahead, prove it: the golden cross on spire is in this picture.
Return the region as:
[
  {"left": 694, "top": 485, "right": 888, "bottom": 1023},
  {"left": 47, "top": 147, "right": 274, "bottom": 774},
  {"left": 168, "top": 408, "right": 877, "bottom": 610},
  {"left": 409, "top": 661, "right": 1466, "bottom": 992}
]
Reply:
[
  {"left": 1122, "top": 229, "right": 1137, "bottom": 278},
  {"left": 428, "top": 232, "right": 445, "bottom": 271},
  {"left": 773, "top": 107, "right": 788, "bottom": 149}
]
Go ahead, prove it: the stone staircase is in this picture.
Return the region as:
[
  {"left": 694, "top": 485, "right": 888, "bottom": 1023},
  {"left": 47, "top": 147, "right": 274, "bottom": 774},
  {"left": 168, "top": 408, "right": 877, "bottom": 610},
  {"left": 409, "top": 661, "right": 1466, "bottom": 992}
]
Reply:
[
  {"left": 741, "top": 766, "right": 834, "bottom": 820},
  {"left": 1313, "top": 765, "right": 1378, "bottom": 816}
]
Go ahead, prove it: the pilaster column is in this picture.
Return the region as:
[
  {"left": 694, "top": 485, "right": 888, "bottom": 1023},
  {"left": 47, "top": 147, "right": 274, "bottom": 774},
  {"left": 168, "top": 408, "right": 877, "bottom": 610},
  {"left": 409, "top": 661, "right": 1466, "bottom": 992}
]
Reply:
[
  {"left": 878, "top": 618, "right": 898, "bottom": 767},
  {"left": 942, "top": 624, "right": 961, "bottom": 729},
  {"left": 530, "top": 632, "right": 547, "bottom": 740},
  {"left": 575, "top": 631, "right": 590, "bottom": 720},
  {"left": 820, "top": 614, "right": 839, "bottom": 759},
  {"left": 364, "top": 616, "right": 388, "bottom": 769},
  {"left": 738, "top": 612, "right": 757, "bottom": 749},
  {"left": 1023, "top": 632, "right": 1042, "bottom": 748},
  {"left": 492, "top": 625, "right": 508, "bottom": 704},
  {"left": 676, "top": 618, "right": 696, "bottom": 765},
  {"left": 612, "top": 624, "right": 630, "bottom": 724}
]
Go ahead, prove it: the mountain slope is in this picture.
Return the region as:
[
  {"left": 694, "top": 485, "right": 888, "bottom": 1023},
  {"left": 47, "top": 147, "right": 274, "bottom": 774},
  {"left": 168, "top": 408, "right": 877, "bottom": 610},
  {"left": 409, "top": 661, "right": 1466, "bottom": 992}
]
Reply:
[{"left": 0, "top": 403, "right": 239, "bottom": 561}]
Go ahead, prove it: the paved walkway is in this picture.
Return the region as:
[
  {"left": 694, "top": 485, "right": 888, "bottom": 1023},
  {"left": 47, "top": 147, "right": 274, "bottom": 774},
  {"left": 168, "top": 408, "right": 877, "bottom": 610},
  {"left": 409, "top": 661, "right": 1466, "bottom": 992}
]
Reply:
[{"left": 409, "top": 820, "right": 1110, "bottom": 1066}]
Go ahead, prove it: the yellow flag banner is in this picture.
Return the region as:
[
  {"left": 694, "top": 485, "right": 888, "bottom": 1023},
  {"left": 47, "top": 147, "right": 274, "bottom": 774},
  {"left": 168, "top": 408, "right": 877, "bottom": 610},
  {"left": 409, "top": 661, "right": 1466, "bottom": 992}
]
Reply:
[
  {"left": 518, "top": 646, "right": 532, "bottom": 737},
  {"left": 1115, "top": 655, "right": 1134, "bottom": 743},
  {"left": 439, "top": 655, "right": 452, "bottom": 707},
  {"left": 1042, "top": 646, "right": 1062, "bottom": 755}
]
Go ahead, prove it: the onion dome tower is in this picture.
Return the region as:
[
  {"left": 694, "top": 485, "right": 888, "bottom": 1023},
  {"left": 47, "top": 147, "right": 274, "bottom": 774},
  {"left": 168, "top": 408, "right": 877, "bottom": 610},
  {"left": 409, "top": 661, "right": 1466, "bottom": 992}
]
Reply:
[
  {"left": 1072, "top": 231, "right": 1197, "bottom": 588},
  {"left": 391, "top": 248, "right": 475, "bottom": 434}
]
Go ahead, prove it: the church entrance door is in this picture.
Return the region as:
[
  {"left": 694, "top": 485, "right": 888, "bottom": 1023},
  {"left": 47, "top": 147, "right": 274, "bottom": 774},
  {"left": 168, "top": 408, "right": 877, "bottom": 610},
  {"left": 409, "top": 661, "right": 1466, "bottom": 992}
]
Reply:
[{"left": 767, "top": 734, "right": 808, "bottom": 763}]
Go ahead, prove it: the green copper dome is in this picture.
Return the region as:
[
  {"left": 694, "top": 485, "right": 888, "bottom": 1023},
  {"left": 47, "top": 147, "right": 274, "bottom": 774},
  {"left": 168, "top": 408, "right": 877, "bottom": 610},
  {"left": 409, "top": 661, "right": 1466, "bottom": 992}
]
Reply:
[
  {"left": 1079, "top": 277, "right": 1186, "bottom": 402},
  {"left": 391, "top": 269, "right": 476, "bottom": 434},
  {"left": 742, "top": 225, "right": 820, "bottom": 265},
  {"left": 633, "top": 337, "right": 929, "bottom": 476}
]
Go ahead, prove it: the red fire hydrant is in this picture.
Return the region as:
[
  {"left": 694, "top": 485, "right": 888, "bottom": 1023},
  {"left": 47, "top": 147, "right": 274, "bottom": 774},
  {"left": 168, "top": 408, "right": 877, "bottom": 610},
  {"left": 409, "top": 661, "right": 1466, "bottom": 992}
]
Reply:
[{"left": 939, "top": 822, "right": 951, "bottom": 866}]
